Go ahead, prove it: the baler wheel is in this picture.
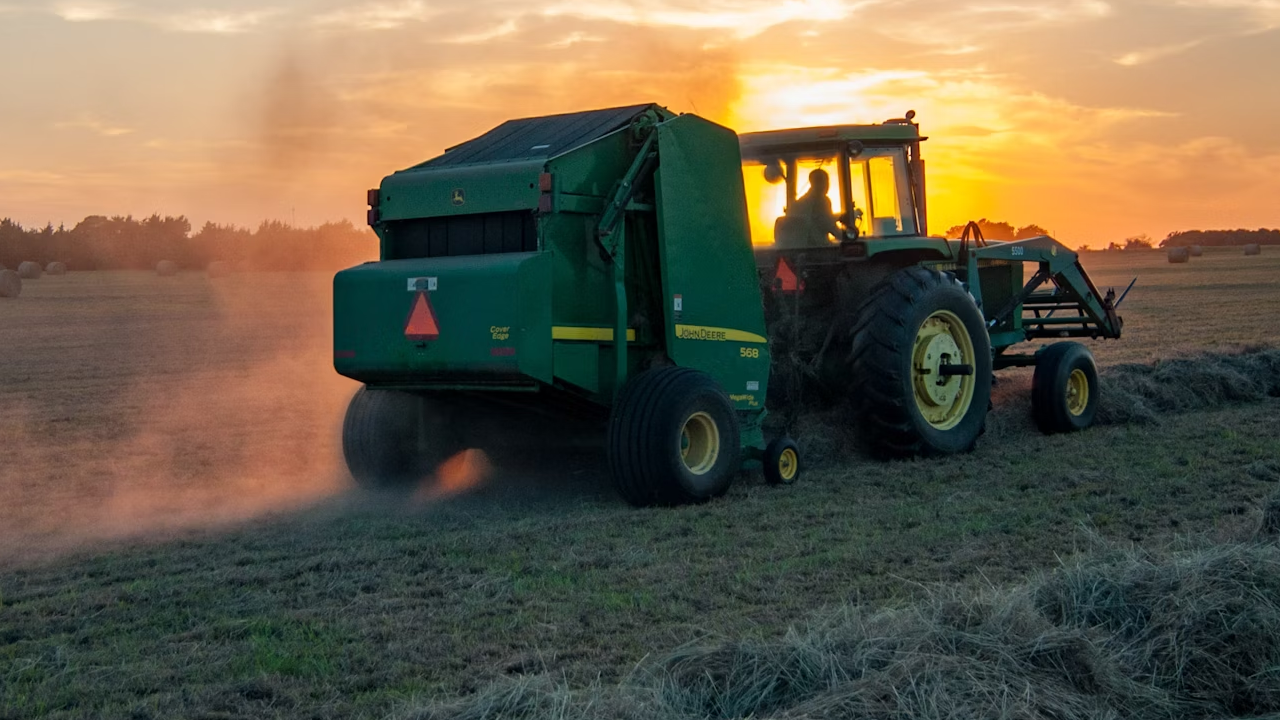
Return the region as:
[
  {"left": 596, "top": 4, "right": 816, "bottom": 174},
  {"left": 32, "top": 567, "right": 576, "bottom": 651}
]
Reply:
[
  {"left": 763, "top": 437, "right": 801, "bottom": 486},
  {"left": 342, "top": 387, "right": 460, "bottom": 492},
  {"left": 608, "top": 367, "right": 741, "bottom": 507},
  {"left": 1032, "top": 342, "right": 1099, "bottom": 434},
  {"left": 848, "top": 267, "right": 992, "bottom": 457}
]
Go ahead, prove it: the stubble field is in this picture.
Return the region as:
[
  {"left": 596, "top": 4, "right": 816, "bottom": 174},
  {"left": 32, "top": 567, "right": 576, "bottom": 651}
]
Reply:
[{"left": 1, "top": 248, "right": 1279, "bottom": 719}]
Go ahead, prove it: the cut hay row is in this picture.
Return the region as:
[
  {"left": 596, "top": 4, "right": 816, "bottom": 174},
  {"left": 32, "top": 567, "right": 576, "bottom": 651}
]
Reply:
[
  {"left": 0, "top": 268, "right": 21, "bottom": 298},
  {"left": 1167, "top": 247, "right": 1190, "bottom": 263},
  {"left": 411, "top": 536, "right": 1280, "bottom": 720},
  {"left": 1097, "top": 346, "right": 1280, "bottom": 424},
  {"left": 16, "top": 260, "right": 42, "bottom": 279}
]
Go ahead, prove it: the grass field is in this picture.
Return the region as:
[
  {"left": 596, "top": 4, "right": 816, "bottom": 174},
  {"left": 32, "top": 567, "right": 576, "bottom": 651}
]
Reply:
[{"left": 1, "top": 248, "right": 1279, "bottom": 719}]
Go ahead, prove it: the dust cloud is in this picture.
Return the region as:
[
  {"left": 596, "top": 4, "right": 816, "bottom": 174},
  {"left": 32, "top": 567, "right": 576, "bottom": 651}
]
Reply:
[{"left": 0, "top": 271, "right": 358, "bottom": 563}]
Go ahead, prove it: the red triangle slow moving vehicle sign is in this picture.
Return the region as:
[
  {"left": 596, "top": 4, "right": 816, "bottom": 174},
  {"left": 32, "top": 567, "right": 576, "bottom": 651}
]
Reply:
[
  {"left": 776, "top": 258, "right": 799, "bottom": 292},
  {"left": 404, "top": 292, "right": 440, "bottom": 341}
]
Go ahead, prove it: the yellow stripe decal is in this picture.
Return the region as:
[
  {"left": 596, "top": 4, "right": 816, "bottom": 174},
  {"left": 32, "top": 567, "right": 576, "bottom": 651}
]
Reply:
[
  {"left": 552, "top": 326, "right": 637, "bottom": 342},
  {"left": 674, "top": 324, "right": 768, "bottom": 344}
]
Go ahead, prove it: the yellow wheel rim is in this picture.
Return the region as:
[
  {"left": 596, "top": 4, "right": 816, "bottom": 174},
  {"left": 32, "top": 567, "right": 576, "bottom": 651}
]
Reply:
[
  {"left": 680, "top": 412, "right": 721, "bottom": 475},
  {"left": 778, "top": 448, "right": 798, "bottom": 481},
  {"left": 911, "top": 310, "right": 977, "bottom": 431},
  {"left": 1066, "top": 368, "right": 1090, "bottom": 416}
]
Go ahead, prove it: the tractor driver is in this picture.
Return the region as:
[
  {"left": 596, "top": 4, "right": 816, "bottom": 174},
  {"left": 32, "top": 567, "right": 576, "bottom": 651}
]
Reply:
[{"left": 786, "top": 168, "right": 844, "bottom": 247}]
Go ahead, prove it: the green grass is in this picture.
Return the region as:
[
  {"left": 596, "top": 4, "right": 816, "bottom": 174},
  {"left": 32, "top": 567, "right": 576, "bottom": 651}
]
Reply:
[{"left": 2, "top": 254, "right": 1279, "bottom": 718}]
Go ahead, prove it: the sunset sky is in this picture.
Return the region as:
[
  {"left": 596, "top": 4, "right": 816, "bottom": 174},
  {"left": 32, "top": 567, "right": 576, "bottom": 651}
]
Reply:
[{"left": 1, "top": 0, "right": 1278, "bottom": 246}]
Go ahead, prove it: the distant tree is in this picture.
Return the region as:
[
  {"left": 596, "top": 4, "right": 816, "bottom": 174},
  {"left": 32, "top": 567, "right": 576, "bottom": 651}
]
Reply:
[
  {"left": 1015, "top": 224, "right": 1051, "bottom": 240},
  {"left": 943, "top": 218, "right": 1018, "bottom": 241},
  {"left": 1160, "top": 228, "right": 1280, "bottom": 248},
  {"left": 1123, "top": 235, "right": 1154, "bottom": 251}
]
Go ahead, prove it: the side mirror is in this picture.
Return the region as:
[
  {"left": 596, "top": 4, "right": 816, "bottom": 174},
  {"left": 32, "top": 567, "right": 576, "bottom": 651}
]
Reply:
[{"left": 762, "top": 161, "right": 786, "bottom": 185}]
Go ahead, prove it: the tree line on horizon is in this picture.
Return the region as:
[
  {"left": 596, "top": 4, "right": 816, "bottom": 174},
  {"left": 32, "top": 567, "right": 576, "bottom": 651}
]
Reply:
[
  {"left": 944, "top": 219, "right": 1278, "bottom": 251},
  {"left": 0, "top": 215, "right": 376, "bottom": 272}
]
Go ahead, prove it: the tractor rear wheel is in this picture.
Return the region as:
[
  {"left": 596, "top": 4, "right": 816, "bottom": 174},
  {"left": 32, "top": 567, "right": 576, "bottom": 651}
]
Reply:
[
  {"left": 1032, "top": 342, "right": 1099, "bottom": 433},
  {"left": 848, "top": 266, "right": 992, "bottom": 457},
  {"left": 342, "top": 387, "right": 460, "bottom": 492},
  {"left": 608, "top": 367, "right": 741, "bottom": 507}
]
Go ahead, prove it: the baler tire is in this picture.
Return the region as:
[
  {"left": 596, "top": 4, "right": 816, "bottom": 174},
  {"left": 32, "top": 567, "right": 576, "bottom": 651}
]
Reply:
[
  {"left": 1032, "top": 342, "right": 1099, "bottom": 434},
  {"left": 848, "top": 266, "right": 992, "bottom": 457},
  {"left": 342, "top": 387, "right": 459, "bottom": 492},
  {"left": 763, "top": 437, "right": 801, "bottom": 486},
  {"left": 608, "top": 367, "right": 741, "bottom": 507}
]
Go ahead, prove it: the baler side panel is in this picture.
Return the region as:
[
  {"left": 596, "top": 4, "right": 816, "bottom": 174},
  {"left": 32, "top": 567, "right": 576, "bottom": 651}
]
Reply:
[{"left": 654, "top": 115, "right": 772, "bottom": 410}]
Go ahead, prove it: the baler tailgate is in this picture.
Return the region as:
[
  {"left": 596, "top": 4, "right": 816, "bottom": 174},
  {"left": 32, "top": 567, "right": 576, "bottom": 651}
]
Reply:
[{"left": 333, "top": 253, "right": 553, "bottom": 387}]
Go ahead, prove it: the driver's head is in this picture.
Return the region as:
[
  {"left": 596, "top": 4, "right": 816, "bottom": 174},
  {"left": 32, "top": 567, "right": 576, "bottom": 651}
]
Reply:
[{"left": 808, "top": 169, "right": 830, "bottom": 195}]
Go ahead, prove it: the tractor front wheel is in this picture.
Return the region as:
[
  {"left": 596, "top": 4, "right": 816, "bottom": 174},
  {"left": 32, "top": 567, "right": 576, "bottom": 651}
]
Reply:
[
  {"left": 608, "top": 367, "right": 741, "bottom": 507},
  {"left": 1032, "top": 342, "right": 1099, "bottom": 433},
  {"left": 342, "top": 387, "right": 460, "bottom": 492},
  {"left": 848, "top": 267, "right": 992, "bottom": 457}
]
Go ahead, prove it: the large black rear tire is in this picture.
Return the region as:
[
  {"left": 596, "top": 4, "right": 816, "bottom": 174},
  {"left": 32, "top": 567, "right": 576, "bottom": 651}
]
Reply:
[
  {"left": 1032, "top": 342, "right": 1099, "bottom": 433},
  {"left": 848, "top": 266, "right": 992, "bottom": 457},
  {"left": 607, "top": 367, "right": 741, "bottom": 507},
  {"left": 342, "top": 387, "right": 460, "bottom": 492}
]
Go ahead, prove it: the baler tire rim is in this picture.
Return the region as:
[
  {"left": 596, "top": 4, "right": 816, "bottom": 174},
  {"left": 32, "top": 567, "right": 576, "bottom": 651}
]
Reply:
[{"left": 679, "top": 412, "right": 721, "bottom": 476}]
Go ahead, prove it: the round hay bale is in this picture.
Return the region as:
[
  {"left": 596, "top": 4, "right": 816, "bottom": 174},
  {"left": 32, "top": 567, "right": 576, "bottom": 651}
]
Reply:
[
  {"left": 156, "top": 260, "right": 178, "bottom": 276},
  {"left": 45, "top": 261, "right": 67, "bottom": 275},
  {"left": 1244, "top": 243, "right": 1262, "bottom": 256},
  {"left": 206, "top": 260, "right": 231, "bottom": 278},
  {"left": 1189, "top": 245, "right": 1203, "bottom": 257},
  {"left": 1167, "top": 247, "right": 1190, "bottom": 264},
  {"left": 17, "top": 261, "right": 42, "bottom": 279},
  {"left": 0, "top": 269, "right": 21, "bottom": 298}
]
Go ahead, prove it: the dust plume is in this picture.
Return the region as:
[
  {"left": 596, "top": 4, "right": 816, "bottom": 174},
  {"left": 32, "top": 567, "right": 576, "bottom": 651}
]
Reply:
[{"left": 0, "top": 271, "right": 359, "bottom": 563}]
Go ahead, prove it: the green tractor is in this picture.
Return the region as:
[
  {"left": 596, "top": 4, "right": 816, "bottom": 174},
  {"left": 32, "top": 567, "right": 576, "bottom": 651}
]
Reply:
[{"left": 334, "top": 104, "right": 1122, "bottom": 505}]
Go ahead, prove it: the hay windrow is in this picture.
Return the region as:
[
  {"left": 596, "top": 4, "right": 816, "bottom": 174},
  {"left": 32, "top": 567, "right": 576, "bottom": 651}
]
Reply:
[
  {"left": 1096, "top": 346, "right": 1280, "bottom": 425},
  {"left": 408, "top": 541, "right": 1280, "bottom": 720}
]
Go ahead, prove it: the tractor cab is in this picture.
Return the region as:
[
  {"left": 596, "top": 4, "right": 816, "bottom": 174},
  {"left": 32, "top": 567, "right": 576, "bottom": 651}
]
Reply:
[{"left": 739, "top": 114, "right": 928, "bottom": 252}]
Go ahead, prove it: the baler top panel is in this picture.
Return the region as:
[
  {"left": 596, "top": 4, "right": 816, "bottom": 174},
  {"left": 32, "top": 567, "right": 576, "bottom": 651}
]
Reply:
[{"left": 405, "top": 104, "right": 672, "bottom": 171}]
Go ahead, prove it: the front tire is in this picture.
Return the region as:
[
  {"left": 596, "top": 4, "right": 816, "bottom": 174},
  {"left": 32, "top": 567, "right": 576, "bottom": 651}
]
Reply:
[
  {"left": 1032, "top": 342, "right": 1099, "bottom": 433},
  {"left": 608, "top": 368, "right": 741, "bottom": 507},
  {"left": 848, "top": 267, "right": 992, "bottom": 457},
  {"left": 342, "top": 387, "right": 460, "bottom": 491}
]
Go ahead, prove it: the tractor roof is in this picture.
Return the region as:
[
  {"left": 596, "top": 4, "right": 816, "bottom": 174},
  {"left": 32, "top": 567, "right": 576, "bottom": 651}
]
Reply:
[
  {"left": 407, "top": 104, "right": 675, "bottom": 171},
  {"left": 739, "top": 121, "right": 924, "bottom": 158}
]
